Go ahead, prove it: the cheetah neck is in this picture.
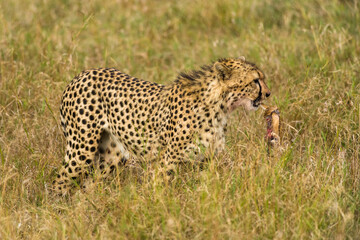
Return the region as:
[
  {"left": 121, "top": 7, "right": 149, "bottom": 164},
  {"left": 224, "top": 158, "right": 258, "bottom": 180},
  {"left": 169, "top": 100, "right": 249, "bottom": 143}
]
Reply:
[
  {"left": 170, "top": 62, "right": 238, "bottom": 123},
  {"left": 166, "top": 80, "right": 228, "bottom": 133}
]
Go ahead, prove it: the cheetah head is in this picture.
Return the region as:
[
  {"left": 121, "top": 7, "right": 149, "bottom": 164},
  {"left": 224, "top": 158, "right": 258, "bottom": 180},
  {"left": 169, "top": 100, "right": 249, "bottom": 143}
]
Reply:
[{"left": 213, "top": 57, "right": 271, "bottom": 112}]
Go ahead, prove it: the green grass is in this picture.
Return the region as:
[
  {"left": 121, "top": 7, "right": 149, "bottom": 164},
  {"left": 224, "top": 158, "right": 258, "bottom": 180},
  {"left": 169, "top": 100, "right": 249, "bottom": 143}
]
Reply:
[{"left": 1, "top": 0, "right": 359, "bottom": 238}]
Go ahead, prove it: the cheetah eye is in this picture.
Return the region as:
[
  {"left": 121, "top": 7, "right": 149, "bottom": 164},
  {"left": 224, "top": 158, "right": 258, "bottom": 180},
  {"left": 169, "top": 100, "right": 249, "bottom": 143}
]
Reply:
[{"left": 254, "top": 78, "right": 259, "bottom": 84}]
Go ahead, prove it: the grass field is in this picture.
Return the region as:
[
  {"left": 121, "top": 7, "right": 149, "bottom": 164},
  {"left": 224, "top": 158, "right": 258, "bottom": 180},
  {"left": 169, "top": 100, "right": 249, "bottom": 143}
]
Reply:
[{"left": 1, "top": 0, "right": 359, "bottom": 239}]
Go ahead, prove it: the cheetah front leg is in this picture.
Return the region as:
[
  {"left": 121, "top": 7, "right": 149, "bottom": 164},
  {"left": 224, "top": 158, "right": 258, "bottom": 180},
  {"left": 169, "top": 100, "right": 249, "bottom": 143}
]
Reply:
[
  {"left": 161, "top": 132, "right": 226, "bottom": 177},
  {"left": 160, "top": 131, "right": 198, "bottom": 178},
  {"left": 161, "top": 149, "right": 183, "bottom": 180},
  {"left": 162, "top": 143, "right": 204, "bottom": 179}
]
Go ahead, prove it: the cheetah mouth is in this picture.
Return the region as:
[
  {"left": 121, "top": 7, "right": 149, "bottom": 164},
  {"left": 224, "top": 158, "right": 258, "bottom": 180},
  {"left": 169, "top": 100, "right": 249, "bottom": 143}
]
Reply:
[
  {"left": 228, "top": 98, "right": 262, "bottom": 112},
  {"left": 252, "top": 97, "right": 262, "bottom": 108},
  {"left": 252, "top": 99, "right": 261, "bottom": 108}
]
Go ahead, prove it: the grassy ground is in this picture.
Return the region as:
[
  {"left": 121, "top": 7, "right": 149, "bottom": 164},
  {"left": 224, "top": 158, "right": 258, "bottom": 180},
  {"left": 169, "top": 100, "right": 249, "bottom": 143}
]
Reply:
[{"left": 1, "top": 0, "right": 359, "bottom": 239}]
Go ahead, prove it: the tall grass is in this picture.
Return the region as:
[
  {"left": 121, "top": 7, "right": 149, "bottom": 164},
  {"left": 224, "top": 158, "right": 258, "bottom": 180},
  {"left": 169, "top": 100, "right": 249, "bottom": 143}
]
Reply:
[{"left": 0, "top": 0, "right": 359, "bottom": 238}]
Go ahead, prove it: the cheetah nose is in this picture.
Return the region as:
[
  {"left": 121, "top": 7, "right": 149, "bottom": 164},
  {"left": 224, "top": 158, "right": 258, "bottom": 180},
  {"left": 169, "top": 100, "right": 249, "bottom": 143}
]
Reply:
[{"left": 265, "top": 92, "right": 271, "bottom": 98}]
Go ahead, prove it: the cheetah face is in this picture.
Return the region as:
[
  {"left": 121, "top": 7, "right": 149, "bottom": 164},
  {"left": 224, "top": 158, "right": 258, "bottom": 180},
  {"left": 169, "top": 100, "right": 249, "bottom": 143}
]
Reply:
[
  {"left": 214, "top": 59, "right": 271, "bottom": 112},
  {"left": 236, "top": 74, "right": 271, "bottom": 110}
]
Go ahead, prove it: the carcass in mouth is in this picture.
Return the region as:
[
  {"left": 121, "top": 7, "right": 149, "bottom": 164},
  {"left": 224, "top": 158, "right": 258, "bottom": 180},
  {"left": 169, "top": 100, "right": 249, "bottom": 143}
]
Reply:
[{"left": 261, "top": 104, "right": 280, "bottom": 146}]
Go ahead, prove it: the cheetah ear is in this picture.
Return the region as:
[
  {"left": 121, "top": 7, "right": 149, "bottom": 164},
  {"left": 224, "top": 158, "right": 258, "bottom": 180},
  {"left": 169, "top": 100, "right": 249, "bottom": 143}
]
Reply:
[
  {"left": 214, "top": 62, "right": 231, "bottom": 81},
  {"left": 237, "top": 56, "right": 246, "bottom": 62}
]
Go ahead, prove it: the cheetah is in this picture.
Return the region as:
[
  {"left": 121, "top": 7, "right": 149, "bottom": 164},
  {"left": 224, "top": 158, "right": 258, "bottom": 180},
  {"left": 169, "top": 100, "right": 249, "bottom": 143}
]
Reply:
[{"left": 54, "top": 57, "right": 271, "bottom": 195}]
